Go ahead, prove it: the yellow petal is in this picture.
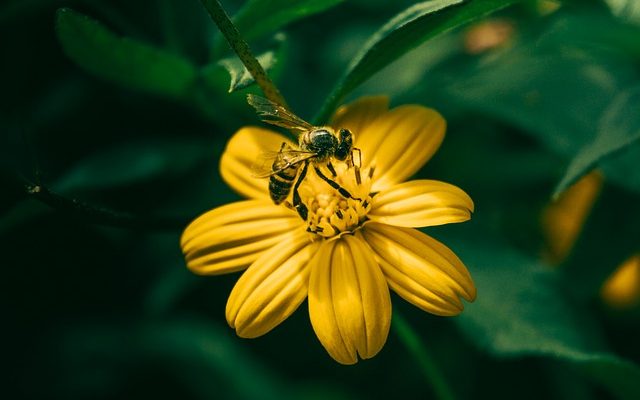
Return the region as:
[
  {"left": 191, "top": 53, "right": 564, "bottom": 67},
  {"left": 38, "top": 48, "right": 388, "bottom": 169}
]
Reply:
[
  {"left": 355, "top": 105, "right": 446, "bottom": 192},
  {"left": 330, "top": 96, "right": 390, "bottom": 137},
  {"left": 308, "top": 235, "right": 391, "bottom": 365},
  {"left": 226, "top": 229, "right": 319, "bottom": 338},
  {"left": 220, "top": 126, "right": 293, "bottom": 199},
  {"left": 369, "top": 180, "right": 474, "bottom": 228},
  {"left": 362, "top": 223, "right": 475, "bottom": 316},
  {"left": 181, "top": 200, "right": 300, "bottom": 275}
]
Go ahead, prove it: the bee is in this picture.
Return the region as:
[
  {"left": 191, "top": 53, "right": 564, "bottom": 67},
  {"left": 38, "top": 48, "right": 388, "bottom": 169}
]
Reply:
[{"left": 248, "top": 94, "right": 361, "bottom": 221}]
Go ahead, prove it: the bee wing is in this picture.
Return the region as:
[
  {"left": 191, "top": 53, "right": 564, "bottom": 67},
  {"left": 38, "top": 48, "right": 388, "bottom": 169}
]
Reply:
[
  {"left": 251, "top": 151, "right": 283, "bottom": 178},
  {"left": 251, "top": 150, "right": 316, "bottom": 178},
  {"left": 247, "top": 94, "right": 314, "bottom": 132}
]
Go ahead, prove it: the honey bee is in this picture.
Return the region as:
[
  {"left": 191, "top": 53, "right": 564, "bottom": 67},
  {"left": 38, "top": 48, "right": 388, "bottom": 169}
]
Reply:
[{"left": 248, "top": 95, "right": 361, "bottom": 221}]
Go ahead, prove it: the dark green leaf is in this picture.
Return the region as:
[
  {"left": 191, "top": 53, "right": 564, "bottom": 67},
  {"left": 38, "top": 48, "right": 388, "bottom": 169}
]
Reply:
[
  {"left": 0, "top": 200, "right": 50, "bottom": 235},
  {"left": 602, "top": 142, "right": 640, "bottom": 194},
  {"left": 213, "top": 0, "right": 344, "bottom": 55},
  {"left": 315, "top": 0, "right": 521, "bottom": 122},
  {"left": 561, "top": 183, "right": 640, "bottom": 299},
  {"left": 57, "top": 318, "right": 295, "bottom": 400},
  {"left": 56, "top": 8, "right": 197, "bottom": 98},
  {"left": 53, "top": 139, "right": 212, "bottom": 193},
  {"left": 452, "top": 239, "right": 640, "bottom": 400},
  {"left": 58, "top": 318, "right": 348, "bottom": 400},
  {"left": 554, "top": 86, "right": 640, "bottom": 197},
  {"left": 428, "top": 11, "right": 640, "bottom": 193},
  {"left": 235, "top": 0, "right": 343, "bottom": 42}
]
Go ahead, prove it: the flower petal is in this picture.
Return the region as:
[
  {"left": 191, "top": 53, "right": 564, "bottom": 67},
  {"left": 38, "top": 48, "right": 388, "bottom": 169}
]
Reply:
[
  {"left": 356, "top": 105, "right": 446, "bottom": 192},
  {"left": 330, "top": 96, "right": 390, "bottom": 137},
  {"left": 220, "top": 126, "right": 293, "bottom": 199},
  {"left": 308, "top": 235, "right": 391, "bottom": 365},
  {"left": 181, "top": 200, "right": 300, "bottom": 275},
  {"left": 226, "top": 229, "right": 319, "bottom": 338},
  {"left": 362, "top": 223, "right": 476, "bottom": 316},
  {"left": 369, "top": 180, "right": 474, "bottom": 228}
]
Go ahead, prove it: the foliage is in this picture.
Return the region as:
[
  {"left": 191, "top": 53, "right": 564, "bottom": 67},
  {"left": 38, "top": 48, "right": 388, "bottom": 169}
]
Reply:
[{"left": 2, "top": 0, "right": 640, "bottom": 399}]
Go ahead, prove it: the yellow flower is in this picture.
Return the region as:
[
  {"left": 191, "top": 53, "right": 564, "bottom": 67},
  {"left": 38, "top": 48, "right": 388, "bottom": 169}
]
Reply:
[{"left": 180, "top": 96, "right": 476, "bottom": 364}]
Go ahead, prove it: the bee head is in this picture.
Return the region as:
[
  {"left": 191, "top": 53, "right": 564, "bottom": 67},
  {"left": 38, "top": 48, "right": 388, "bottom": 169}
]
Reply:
[{"left": 334, "top": 128, "right": 353, "bottom": 161}]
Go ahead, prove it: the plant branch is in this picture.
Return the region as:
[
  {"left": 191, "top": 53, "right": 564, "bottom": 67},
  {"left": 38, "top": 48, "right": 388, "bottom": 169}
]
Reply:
[
  {"left": 25, "top": 184, "right": 185, "bottom": 231},
  {"left": 199, "top": 0, "right": 288, "bottom": 108}
]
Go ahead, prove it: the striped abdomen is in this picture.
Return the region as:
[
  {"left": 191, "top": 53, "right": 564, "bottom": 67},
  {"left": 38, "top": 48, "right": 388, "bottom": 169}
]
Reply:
[{"left": 269, "top": 156, "right": 299, "bottom": 204}]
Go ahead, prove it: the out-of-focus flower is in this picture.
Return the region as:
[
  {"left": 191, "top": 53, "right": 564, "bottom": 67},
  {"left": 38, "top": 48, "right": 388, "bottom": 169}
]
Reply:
[
  {"left": 464, "top": 19, "right": 515, "bottom": 54},
  {"left": 536, "top": 0, "right": 561, "bottom": 15},
  {"left": 542, "top": 171, "right": 603, "bottom": 264},
  {"left": 601, "top": 254, "right": 640, "bottom": 309},
  {"left": 181, "top": 97, "right": 475, "bottom": 364}
]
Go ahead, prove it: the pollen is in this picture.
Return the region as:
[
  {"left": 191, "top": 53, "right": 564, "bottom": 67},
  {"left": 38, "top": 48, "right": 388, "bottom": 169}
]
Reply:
[{"left": 301, "top": 164, "right": 373, "bottom": 238}]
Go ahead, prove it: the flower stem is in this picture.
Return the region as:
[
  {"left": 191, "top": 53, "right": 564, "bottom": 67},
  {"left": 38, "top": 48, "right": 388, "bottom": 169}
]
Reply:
[
  {"left": 199, "top": 0, "right": 288, "bottom": 108},
  {"left": 393, "top": 311, "right": 456, "bottom": 400}
]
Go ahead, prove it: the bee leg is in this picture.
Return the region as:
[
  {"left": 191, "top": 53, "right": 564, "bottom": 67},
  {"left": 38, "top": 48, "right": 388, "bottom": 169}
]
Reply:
[
  {"left": 326, "top": 161, "right": 337, "bottom": 177},
  {"left": 313, "top": 165, "right": 361, "bottom": 201},
  {"left": 293, "top": 162, "right": 310, "bottom": 221}
]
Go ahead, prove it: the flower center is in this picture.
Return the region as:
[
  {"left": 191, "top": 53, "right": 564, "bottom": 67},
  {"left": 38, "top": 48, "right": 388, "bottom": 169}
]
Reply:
[{"left": 300, "top": 163, "right": 373, "bottom": 238}]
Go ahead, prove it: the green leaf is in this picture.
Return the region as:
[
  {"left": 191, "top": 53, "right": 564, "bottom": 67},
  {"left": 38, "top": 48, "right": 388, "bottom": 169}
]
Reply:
[
  {"left": 561, "top": 183, "right": 640, "bottom": 299},
  {"left": 235, "top": 0, "right": 343, "bottom": 42},
  {"left": 554, "top": 86, "right": 640, "bottom": 197},
  {"left": 58, "top": 318, "right": 348, "bottom": 400},
  {"left": 213, "top": 0, "right": 344, "bottom": 55},
  {"left": 314, "top": 0, "right": 521, "bottom": 122},
  {"left": 452, "top": 239, "right": 640, "bottom": 400},
  {"left": 211, "top": 42, "right": 280, "bottom": 93},
  {"left": 428, "top": 10, "right": 639, "bottom": 166},
  {"left": 56, "top": 8, "right": 197, "bottom": 98},
  {"left": 58, "top": 318, "right": 295, "bottom": 400},
  {"left": 605, "top": 0, "right": 640, "bottom": 25},
  {"left": 602, "top": 143, "right": 640, "bottom": 194},
  {"left": 53, "top": 139, "right": 212, "bottom": 193}
]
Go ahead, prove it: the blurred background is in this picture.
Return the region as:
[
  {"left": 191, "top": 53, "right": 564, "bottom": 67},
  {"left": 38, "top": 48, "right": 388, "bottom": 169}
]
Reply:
[{"left": 2, "top": 0, "right": 640, "bottom": 399}]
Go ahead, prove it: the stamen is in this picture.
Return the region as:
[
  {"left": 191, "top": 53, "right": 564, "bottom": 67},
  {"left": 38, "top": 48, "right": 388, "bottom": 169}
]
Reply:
[{"left": 300, "top": 161, "right": 373, "bottom": 239}]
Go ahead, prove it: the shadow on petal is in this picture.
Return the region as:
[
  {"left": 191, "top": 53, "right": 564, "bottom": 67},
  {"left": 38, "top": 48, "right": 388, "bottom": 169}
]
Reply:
[
  {"left": 181, "top": 200, "right": 300, "bottom": 275},
  {"left": 220, "top": 126, "right": 293, "bottom": 199},
  {"left": 355, "top": 105, "right": 446, "bottom": 192},
  {"left": 226, "top": 229, "right": 319, "bottom": 338}
]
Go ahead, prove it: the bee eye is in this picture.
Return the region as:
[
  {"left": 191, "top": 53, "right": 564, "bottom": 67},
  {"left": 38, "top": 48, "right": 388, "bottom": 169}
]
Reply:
[{"left": 339, "top": 129, "right": 352, "bottom": 140}]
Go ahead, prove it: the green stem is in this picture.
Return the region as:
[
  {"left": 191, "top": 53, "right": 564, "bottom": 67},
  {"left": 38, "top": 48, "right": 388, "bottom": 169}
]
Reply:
[
  {"left": 199, "top": 0, "right": 288, "bottom": 108},
  {"left": 393, "top": 311, "right": 456, "bottom": 400}
]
